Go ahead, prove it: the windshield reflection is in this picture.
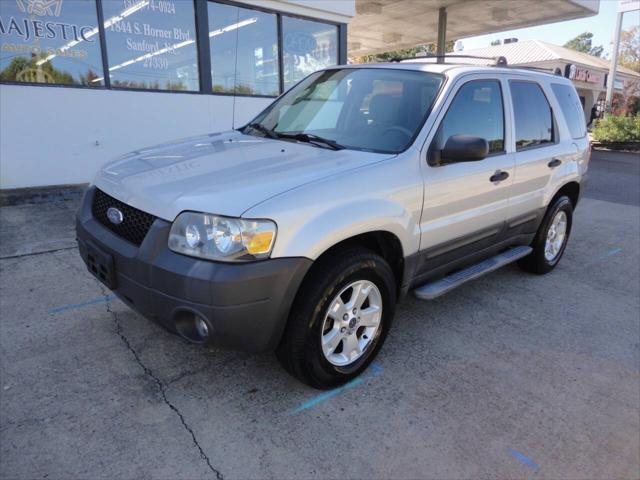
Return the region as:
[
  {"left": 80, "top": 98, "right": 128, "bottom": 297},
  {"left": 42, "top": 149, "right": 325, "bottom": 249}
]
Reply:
[{"left": 246, "top": 68, "right": 444, "bottom": 154}]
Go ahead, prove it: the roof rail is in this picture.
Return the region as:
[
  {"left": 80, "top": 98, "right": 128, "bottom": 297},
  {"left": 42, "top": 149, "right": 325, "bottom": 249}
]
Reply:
[
  {"left": 508, "top": 65, "right": 564, "bottom": 76},
  {"left": 390, "top": 54, "right": 508, "bottom": 66}
]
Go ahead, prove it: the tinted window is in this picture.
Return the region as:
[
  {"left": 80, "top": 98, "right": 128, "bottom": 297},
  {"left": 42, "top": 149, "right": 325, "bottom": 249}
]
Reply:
[
  {"left": 510, "top": 81, "right": 554, "bottom": 150},
  {"left": 102, "top": 0, "right": 199, "bottom": 91},
  {"left": 436, "top": 80, "right": 504, "bottom": 155},
  {"left": 282, "top": 16, "right": 337, "bottom": 90},
  {"left": 0, "top": 0, "right": 104, "bottom": 86},
  {"left": 208, "top": 2, "right": 279, "bottom": 96},
  {"left": 250, "top": 68, "right": 443, "bottom": 153},
  {"left": 551, "top": 83, "right": 586, "bottom": 139}
]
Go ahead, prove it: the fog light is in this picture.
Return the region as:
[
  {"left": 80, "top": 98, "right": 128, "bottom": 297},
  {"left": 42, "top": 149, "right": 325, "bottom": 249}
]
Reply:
[
  {"left": 174, "top": 310, "right": 212, "bottom": 344},
  {"left": 195, "top": 317, "right": 209, "bottom": 339}
]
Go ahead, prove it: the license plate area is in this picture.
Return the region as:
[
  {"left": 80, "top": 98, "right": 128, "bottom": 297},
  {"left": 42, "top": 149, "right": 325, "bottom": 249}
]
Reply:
[{"left": 85, "top": 241, "right": 117, "bottom": 289}]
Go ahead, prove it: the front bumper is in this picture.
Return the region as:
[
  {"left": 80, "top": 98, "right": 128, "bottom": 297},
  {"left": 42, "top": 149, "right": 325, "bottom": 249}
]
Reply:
[{"left": 76, "top": 187, "right": 312, "bottom": 352}]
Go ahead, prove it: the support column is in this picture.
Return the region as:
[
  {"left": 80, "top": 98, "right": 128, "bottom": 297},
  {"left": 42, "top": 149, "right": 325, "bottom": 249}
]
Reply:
[
  {"left": 436, "top": 7, "right": 447, "bottom": 63},
  {"left": 605, "top": 11, "right": 624, "bottom": 113}
]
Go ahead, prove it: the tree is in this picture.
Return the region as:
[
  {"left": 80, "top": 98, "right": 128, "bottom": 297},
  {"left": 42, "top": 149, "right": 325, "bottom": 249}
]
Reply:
[
  {"left": 619, "top": 26, "right": 639, "bottom": 73},
  {"left": 563, "top": 32, "right": 604, "bottom": 57},
  {"left": 0, "top": 55, "right": 76, "bottom": 84},
  {"left": 589, "top": 45, "right": 604, "bottom": 58}
]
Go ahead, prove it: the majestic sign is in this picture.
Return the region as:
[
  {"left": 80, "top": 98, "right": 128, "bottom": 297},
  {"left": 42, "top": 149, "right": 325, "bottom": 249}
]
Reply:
[
  {"left": 565, "top": 64, "right": 603, "bottom": 85},
  {"left": 0, "top": 0, "right": 94, "bottom": 43},
  {"left": 15, "top": 0, "right": 63, "bottom": 17},
  {"left": 0, "top": 0, "right": 103, "bottom": 85}
]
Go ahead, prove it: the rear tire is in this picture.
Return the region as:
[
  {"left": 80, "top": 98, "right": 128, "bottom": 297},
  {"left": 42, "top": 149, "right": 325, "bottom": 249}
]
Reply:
[
  {"left": 276, "top": 247, "right": 396, "bottom": 389},
  {"left": 518, "top": 195, "right": 573, "bottom": 274}
]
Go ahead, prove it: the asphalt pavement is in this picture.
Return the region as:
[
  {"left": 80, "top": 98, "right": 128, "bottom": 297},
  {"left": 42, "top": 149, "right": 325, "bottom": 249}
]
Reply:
[{"left": 1, "top": 149, "right": 638, "bottom": 479}]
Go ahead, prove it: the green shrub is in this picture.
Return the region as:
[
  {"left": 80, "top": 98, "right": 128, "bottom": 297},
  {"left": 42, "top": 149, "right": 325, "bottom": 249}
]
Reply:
[{"left": 591, "top": 115, "right": 640, "bottom": 143}]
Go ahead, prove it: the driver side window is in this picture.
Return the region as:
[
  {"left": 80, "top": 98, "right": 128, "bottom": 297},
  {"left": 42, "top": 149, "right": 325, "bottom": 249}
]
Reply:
[{"left": 435, "top": 80, "right": 505, "bottom": 158}]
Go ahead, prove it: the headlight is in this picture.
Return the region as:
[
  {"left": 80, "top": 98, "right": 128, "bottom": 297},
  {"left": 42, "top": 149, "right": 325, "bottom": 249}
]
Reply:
[{"left": 168, "top": 212, "right": 276, "bottom": 262}]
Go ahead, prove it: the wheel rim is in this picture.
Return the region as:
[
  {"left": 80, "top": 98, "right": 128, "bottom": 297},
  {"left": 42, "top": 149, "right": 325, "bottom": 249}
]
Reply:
[
  {"left": 544, "top": 210, "right": 568, "bottom": 262},
  {"left": 320, "top": 280, "right": 383, "bottom": 367}
]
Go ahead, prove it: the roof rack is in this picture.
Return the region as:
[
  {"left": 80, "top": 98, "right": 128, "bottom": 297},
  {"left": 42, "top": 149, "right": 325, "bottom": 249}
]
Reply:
[
  {"left": 390, "top": 54, "right": 508, "bottom": 66},
  {"left": 510, "top": 65, "right": 564, "bottom": 76}
]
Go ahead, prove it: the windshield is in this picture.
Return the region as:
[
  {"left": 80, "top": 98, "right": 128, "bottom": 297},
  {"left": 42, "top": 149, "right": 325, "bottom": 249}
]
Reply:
[{"left": 243, "top": 68, "right": 444, "bottom": 153}]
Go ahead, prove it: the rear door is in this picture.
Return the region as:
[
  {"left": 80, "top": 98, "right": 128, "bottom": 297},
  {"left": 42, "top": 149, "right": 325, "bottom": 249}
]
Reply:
[
  {"left": 417, "top": 74, "right": 514, "bottom": 275},
  {"left": 505, "top": 78, "right": 577, "bottom": 234}
]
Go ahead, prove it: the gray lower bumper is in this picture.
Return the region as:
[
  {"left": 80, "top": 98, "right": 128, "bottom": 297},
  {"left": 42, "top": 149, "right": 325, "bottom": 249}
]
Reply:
[{"left": 75, "top": 187, "right": 312, "bottom": 352}]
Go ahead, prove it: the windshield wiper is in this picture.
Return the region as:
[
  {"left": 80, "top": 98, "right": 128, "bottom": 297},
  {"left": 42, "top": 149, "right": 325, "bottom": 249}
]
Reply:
[
  {"left": 244, "top": 124, "right": 344, "bottom": 150},
  {"left": 277, "top": 132, "right": 345, "bottom": 150},
  {"left": 244, "top": 122, "right": 279, "bottom": 140}
]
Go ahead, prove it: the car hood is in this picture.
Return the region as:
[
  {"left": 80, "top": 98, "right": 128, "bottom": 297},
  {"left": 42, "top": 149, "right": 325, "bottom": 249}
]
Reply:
[{"left": 94, "top": 131, "right": 394, "bottom": 221}]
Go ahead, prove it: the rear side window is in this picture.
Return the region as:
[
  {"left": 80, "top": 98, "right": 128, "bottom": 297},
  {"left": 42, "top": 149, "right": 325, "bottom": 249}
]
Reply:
[
  {"left": 436, "top": 80, "right": 505, "bottom": 155},
  {"left": 510, "top": 81, "right": 554, "bottom": 150},
  {"left": 551, "top": 83, "right": 587, "bottom": 139}
]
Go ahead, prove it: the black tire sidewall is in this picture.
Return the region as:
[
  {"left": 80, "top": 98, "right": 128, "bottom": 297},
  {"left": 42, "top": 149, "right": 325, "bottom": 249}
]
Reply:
[
  {"left": 534, "top": 196, "right": 573, "bottom": 269},
  {"left": 300, "top": 254, "right": 395, "bottom": 388}
]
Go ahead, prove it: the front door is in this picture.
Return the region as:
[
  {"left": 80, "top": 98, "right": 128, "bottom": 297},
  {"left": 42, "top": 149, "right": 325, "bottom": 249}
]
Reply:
[{"left": 416, "top": 76, "right": 514, "bottom": 278}]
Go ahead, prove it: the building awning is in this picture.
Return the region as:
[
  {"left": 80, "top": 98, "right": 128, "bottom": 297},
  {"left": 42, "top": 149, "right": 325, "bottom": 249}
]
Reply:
[{"left": 348, "top": 0, "right": 600, "bottom": 57}]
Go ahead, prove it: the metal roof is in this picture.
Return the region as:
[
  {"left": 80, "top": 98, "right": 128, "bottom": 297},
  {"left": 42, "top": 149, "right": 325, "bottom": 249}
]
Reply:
[{"left": 449, "top": 40, "right": 640, "bottom": 77}]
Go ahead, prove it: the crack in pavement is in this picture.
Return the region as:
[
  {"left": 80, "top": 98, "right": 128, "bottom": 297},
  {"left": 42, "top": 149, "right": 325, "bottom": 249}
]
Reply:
[
  {"left": 97, "top": 284, "right": 224, "bottom": 480},
  {"left": 0, "top": 245, "right": 77, "bottom": 260}
]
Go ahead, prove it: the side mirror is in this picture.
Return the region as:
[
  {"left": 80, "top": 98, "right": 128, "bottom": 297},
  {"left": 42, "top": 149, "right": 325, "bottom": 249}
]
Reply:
[{"left": 431, "top": 135, "right": 489, "bottom": 166}]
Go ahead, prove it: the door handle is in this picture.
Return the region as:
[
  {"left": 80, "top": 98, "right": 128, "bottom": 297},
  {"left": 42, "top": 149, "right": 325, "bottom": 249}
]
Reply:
[
  {"left": 490, "top": 170, "right": 509, "bottom": 183},
  {"left": 548, "top": 158, "right": 562, "bottom": 168}
]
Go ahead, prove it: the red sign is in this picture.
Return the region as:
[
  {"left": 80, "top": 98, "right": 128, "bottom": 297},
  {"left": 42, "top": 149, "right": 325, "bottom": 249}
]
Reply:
[{"left": 566, "top": 64, "right": 602, "bottom": 84}]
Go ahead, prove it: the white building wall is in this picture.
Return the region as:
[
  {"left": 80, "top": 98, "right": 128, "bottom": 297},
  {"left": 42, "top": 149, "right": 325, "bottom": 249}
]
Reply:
[{"left": 0, "top": 84, "right": 274, "bottom": 189}]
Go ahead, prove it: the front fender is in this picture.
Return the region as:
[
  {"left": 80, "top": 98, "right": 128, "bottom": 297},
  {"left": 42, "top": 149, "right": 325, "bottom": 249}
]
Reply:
[
  {"left": 272, "top": 197, "right": 420, "bottom": 260},
  {"left": 242, "top": 153, "right": 424, "bottom": 261}
]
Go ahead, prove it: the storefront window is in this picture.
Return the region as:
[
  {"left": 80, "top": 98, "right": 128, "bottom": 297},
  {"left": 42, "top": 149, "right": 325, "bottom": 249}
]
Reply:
[
  {"left": 0, "top": 0, "right": 105, "bottom": 86},
  {"left": 282, "top": 16, "right": 337, "bottom": 90},
  {"left": 101, "top": 0, "right": 199, "bottom": 91},
  {"left": 208, "top": 2, "right": 279, "bottom": 96}
]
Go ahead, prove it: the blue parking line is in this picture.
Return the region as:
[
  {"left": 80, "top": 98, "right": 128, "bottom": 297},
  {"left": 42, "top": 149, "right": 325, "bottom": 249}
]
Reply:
[
  {"left": 595, "top": 247, "right": 623, "bottom": 261},
  {"left": 508, "top": 448, "right": 540, "bottom": 472},
  {"left": 290, "top": 362, "right": 384, "bottom": 415},
  {"left": 48, "top": 294, "right": 115, "bottom": 314}
]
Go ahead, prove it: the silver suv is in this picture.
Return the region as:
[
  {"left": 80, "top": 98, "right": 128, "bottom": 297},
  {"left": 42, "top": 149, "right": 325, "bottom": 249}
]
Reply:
[{"left": 76, "top": 62, "right": 590, "bottom": 389}]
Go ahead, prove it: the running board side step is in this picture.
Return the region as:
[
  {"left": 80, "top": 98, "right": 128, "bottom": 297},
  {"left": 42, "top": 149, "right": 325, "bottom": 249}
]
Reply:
[{"left": 413, "top": 246, "right": 533, "bottom": 300}]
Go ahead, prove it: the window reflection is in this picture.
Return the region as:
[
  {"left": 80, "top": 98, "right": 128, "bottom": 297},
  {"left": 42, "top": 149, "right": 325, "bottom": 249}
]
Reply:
[
  {"left": 0, "top": 0, "right": 344, "bottom": 96},
  {"left": 208, "top": 2, "right": 279, "bottom": 96},
  {"left": 101, "top": 0, "right": 199, "bottom": 91},
  {"left": 252, "top": 69, "right": 443, "bottom": 153},
  {"left": 551, "top": 83, "right": 586, "bottom": 139},
  {"left": 437, "top": 81, "right": 505, "bottom": 154},
  {"left": 282, "top": 16, "right": 338, "bottom": 90},
  {"left": 0, "top": 0, "right": 104, "bottom": 86},
  {"left": 511, "top": 81, "right": 554, "bottom": 150}
]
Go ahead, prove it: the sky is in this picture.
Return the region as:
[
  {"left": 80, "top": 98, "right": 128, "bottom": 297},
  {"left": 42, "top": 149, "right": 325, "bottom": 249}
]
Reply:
[{"left": 458, "top": 0, "right": 639, "bottom": 56}]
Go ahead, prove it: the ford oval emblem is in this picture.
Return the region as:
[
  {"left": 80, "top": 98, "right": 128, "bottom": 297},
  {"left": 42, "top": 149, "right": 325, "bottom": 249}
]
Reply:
[{"left": 107, "top": 207, "right": 124, "bottom": 225}]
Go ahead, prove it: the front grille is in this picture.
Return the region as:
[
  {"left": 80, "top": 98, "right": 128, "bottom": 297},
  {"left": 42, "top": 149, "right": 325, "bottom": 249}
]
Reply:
[{"left": 92, "top": 188, "right": 156, "bottom": 246}]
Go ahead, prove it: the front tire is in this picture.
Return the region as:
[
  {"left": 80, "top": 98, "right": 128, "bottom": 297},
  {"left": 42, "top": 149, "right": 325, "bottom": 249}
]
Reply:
[
  {"left": 276, "top": 247, "right": 396, "bottom": 389},
  {"left": 518, "top": 195, "right": 573, "bottom": 274}
]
